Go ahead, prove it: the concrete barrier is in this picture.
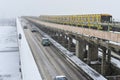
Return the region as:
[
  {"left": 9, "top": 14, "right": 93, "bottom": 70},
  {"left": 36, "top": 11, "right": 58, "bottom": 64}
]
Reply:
[{"left": 16, "top": 18, "right": 42, "bottom": 80}]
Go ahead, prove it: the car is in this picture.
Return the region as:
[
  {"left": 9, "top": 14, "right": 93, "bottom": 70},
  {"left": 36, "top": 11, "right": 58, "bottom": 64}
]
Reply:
[
  {"left": 31, "top": 28, "right": 38, "bottom": 32},
  {"left": 54, "top": 76, "right": 68, "bottom": 80},
  {"left": 41, "top": 37, "right": 50, "bottom": 46},
  {"left": 18, "top": 33, "right": 22, "bottom": 39},
  {"left": 23, "top": 26, "right": 27, "bottom": 29}
]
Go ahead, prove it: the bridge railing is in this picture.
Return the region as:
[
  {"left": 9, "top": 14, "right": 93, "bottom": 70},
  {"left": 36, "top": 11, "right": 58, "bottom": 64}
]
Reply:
[{"left": 16, "top": 18, "right": 42, "bottom": 80}]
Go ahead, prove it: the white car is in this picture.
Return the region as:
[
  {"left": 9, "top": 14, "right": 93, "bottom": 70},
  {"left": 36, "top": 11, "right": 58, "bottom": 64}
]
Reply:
[{"left": 54, "top": 76, "right": 68, "bottom": 80}]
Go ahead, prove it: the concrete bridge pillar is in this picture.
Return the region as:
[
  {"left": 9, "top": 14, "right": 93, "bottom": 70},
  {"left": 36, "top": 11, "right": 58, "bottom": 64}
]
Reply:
[
  {"left": 87, "top": 43, "right": 98, "bottom": 64},
  {"left": 56, "top": 33, "right": 61, "bottom": 41},
  {"left": 50, "top": 31, "right": 55, "bottom": 38},
  {"left": 53, "top": 32, "right": 57, "bottom": 39},
  {"left": 57, "top": 33, "right": 65, "bottom": 44},
  {"left": 47, "top": 30, "right": 51, "bottom": 36},
  {"left": 48, "top": 30, "right": 53, "bottom": 37},
  {"left": 101, "top": 48, "right": 107, "bottom": 76},
  {"left": 67, "top": 36, "right": 76, "bottom": 52},
  {"left": 107, "top": 49, "right": 111, "bottom": 63},
  {"left": 61, "top": 34, "right": 68, "bottom": 47},
  {"left": 68, "top": 36, "right": 72, "bottom": 51},
  {"left": 54, "top": 32, "right": 59, "bottom": 40},
  {"left": 52, "top": 32, "right": 55, "bottom": 39},
  {"left": 75, "top": 38, "right": 86, "bottom": 61},
  {"left": 76, "top": 40, "right": 80, "bottom": 57},
  {"left": 46, "top": 28, "right": 50, "bottom": 34}
]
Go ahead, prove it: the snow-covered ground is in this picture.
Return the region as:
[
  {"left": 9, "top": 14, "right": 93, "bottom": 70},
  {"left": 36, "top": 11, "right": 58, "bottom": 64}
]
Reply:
[{"left": 0, "top": 26, "right": 21, "bottom": 80}]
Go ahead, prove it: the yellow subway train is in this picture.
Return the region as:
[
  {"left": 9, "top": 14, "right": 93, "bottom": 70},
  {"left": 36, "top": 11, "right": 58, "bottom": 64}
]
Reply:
[{"left": 39, "top": 14, "right": 112, "bottom": 31}]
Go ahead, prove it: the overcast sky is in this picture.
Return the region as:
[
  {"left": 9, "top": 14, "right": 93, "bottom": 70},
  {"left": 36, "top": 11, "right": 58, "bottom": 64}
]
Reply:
[{"left": 0, "top": 0, "right": 120, "bottom": 20}]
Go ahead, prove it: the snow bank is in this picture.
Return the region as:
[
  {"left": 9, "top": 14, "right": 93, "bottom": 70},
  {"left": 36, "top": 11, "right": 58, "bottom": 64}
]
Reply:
[{"left": 16, "top": 18, "right": 42, "bottom": 80}]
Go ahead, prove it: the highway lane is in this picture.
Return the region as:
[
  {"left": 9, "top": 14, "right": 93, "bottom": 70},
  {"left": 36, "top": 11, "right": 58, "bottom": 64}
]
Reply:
[{"left": 23, "top": 27, "right": 88, "bottom": 80}]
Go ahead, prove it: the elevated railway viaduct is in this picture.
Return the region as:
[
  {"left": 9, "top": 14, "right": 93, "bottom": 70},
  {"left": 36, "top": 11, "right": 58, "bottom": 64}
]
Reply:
[{"left": 25, "top": 17, "right": 120, "bottom": 80}]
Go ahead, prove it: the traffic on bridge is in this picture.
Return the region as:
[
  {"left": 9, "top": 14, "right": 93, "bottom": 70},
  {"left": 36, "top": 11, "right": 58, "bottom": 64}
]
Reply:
[
  {"left": 20, "top": 13, "right": 120, "bottom": 80},
  {"left": 1, "top": 0, "right": 120, "bottom": 80}
]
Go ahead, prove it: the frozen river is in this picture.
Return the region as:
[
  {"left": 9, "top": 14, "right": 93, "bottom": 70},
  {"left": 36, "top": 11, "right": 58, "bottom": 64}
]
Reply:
[{"left": 0, "top": 26, "right": 21, "bottom": 80}]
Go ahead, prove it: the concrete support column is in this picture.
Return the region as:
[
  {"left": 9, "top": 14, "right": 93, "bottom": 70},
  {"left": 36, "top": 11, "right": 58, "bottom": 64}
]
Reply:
[
  {"left": 68, "top": 37, "right": 72, "bottom": 51},
  {"left": 75, "top": 39, "right": 86, "bottom": 60},
  {"left": 101, "top": 48, "right": 106, "bottom": 76},
  {"left": 61, "top": 34, "right": 67, "bottom": 47},
  {"left": 58, "top": 33, "right": 62, "bottom": 44},
  {"left": 48, "top": 30, "right": 52, "bottom": 37},
  {"left": 54, "top": 32, "right": 58, "bottom": 40},
  {"left": 52, "top": 31, "right": 56, "bottom": 39},
  {"left": 59, "top": 33, "right": 62, "bottom": 42},
  {"left": 87, "top": 43, "right": 98, "bottom": 64},
  {"left": 47, "top": 30, "right": 51, "bottom": 36},
  {"left": 107, "top": 49, "right": 111, "bottom": 63},
  {"left": 46, "top": 29, "right": 50, "bottom": 34},
  {"left": 52, "top": 31, "right": 55, "bottom": 39},
  {"left": 50, "top": 31, "right": 54, "bottom": 38},
  {"left": 76, "top": 40, "right": 80, "bottom": 57},
  {"left": 56, "top": 33, "right": 60, "bottom": 41}
]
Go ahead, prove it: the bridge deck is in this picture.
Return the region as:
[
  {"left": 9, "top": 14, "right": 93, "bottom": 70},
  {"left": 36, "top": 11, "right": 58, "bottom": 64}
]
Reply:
[{"left": 27, "top": 18, "right": 120, "bottom": 43}]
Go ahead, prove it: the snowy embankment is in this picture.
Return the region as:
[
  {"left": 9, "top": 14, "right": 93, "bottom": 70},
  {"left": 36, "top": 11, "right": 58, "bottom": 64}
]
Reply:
[
  {"left": 37, "top": 28, "right": 107, "bottom": 80},
  {"left": 16, "top": 18, "right": 42, "bottom": 80}
]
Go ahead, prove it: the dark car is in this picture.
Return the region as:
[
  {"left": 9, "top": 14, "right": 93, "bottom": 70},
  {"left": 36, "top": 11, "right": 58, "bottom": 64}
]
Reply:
[
  {"left": 18, "top": 33, "right": 22, "bottom": 39},
  {"left": 41, "top": 37, "right": 50, "bottom": 46},
  {"left": 31, "top": 28, "right": 38, "bottom": 32},
  {"left": 23, "top": 26, "right": 27, "bottom": 29}
]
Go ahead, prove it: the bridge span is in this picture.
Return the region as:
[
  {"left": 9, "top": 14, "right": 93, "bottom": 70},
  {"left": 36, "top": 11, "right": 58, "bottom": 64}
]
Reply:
[
  {"left": 26, "top": 17, "right": 120, "bottom": 53},
  {"left": 27, "top": 17, "right": 120, "bottom": 43},
  {"left": 23, "top": 17, "right": 120, "bottom": 80}
]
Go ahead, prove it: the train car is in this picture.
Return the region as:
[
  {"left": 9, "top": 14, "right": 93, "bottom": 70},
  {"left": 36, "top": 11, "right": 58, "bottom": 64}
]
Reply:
[{"left": 39, "top": 14, "right": 112, "bottom": 31}]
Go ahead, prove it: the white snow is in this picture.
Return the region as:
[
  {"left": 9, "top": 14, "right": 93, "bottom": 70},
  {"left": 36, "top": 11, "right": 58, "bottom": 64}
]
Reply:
[
  {"left": 17, "top": 18, "right": 42, "bottom": 80},
  {"left": 99, "top": 52, "right": 120, "bottom": 69},
  {"left": 0, "top": 26, "right": 21, "bottom": 80},
  {"left": 0, "top": 52, "right": 20, "bottom": 80},
  {"left": 109, "top": 41, "right": 120, "bottom": 46},
  {"left": 111, "top": 58, "right": 120, "bottom": 68}
]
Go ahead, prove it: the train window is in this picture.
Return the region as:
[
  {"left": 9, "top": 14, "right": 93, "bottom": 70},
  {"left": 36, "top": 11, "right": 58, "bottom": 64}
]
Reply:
[
  {"left": 86, "top": 17, "right": 88, "bottom": 21},
  {"left": 94, "top": 17, "right": 97, "bottom": 22},
  {"left": 84, "top": 17, "right": 86, "bottom": 21},
  {"left": 110, "top": 17, "right": 112, "bottom": 22},
  {"left": 79, "top": 17, "right": 81, "bottom": 21},
  {"left": 90, "top": 17, "right": 92, "bottom": 21},
  {"left": 101, "top": 16, "right": 112, "bottom": 23}
]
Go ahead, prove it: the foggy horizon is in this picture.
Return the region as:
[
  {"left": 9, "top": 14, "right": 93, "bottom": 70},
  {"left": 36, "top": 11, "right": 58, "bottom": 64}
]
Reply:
[{"left": 0, "top": 0, "right": 120, "bottom": 21}]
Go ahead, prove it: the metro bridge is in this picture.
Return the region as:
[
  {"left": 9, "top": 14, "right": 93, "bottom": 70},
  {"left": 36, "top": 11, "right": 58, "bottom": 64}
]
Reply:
[{"left": 17, "top": 16, "right": 120, "bottom": 80}]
